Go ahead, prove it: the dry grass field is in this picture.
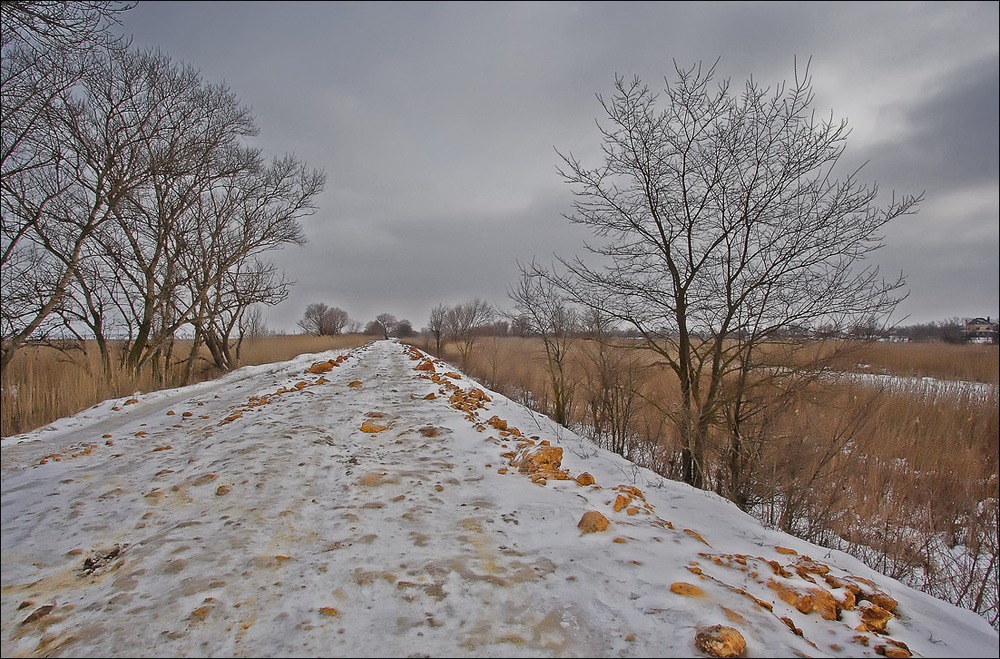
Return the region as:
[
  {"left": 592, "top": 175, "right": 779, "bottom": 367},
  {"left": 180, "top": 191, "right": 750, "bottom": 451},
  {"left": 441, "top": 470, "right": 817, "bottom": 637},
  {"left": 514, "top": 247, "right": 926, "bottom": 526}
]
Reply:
[
  {"left": 0, "top": 334, "right": 370, "bottom": 437},
  {"left": 415, "top": 335, "right": 999, "bottom": 627}
]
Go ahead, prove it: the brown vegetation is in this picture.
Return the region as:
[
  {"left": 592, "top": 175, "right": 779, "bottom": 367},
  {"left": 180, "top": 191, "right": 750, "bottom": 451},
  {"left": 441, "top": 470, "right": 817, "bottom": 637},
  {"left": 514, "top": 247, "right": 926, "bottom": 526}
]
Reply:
[
  {"left": 417, "top": 336, "right": 998, "bottom": 629},
  {"left": 0, "top": 334, "right": 369, "bottom": 437}
]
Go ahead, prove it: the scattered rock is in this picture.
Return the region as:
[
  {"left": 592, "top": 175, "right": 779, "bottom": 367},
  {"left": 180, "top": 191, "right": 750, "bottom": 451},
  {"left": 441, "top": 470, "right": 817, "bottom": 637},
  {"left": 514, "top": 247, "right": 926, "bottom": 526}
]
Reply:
[
  {"left": 361, "top": 419, "right": 390, "bottom": 433},
  {"left": 21, "top": 604, "right": 54, "bottom": 626},
  {"left": 856, "top": 602, "right": 893, "bottom": 633},
  {"left": 670, "top": 582, "right": 704, "bottom": 596},
  {"left": 81, "top": 544, "right": 127, "bottom": 575},
  {"left": 308, "top": 360, "right": 335, "bottom": 374},
  {"left": 512, "top": 445, "right": 563, "bottom": 474},
  {"left": 767, "top": 579, "right": 840, "bottom": 620},
  {"left": 190, "top": 605, "right": 213, "bottom": 621},
  {"left": 875, "top": 643, "right": 912, "bottom": 658},
  {"left": 684, "top": 528, "right": 710, "bottom": 546},
  {"left": 578, "top": 510, "right": 610, "bottom": 533},
  {"left": 694, "top": 625, "right": 746, "bottom": 658}
]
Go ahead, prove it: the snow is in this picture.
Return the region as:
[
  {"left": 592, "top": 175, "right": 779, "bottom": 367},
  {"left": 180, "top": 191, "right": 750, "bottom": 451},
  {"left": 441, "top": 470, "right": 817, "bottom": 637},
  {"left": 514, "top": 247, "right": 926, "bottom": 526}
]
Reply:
[{"left": 2, "top": 339, "right": 997, "bottom": 658}]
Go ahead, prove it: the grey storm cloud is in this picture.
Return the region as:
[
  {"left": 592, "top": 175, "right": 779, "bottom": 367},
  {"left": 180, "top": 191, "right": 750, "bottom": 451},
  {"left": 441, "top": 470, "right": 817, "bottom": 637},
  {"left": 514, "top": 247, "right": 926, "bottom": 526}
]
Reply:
[{"left": 118, "top": 1, "right": 998, "bottom": 331}]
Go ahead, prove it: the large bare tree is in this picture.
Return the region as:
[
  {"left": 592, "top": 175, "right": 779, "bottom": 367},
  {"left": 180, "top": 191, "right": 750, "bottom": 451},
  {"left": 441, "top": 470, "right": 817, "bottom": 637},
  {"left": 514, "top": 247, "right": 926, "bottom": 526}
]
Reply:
[
  {"left": 550, "top": 60, "right": 921, "bottom": 493},
  {"left": 0, "top": 0, "right": 135, "bottom": 374}
]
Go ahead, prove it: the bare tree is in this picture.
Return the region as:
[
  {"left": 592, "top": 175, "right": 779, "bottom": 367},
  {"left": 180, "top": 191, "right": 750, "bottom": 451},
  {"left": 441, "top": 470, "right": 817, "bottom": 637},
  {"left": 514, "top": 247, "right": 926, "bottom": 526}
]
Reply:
[
  {"left": 508, "top": 262, "right": 578, "bottom": 426},
  {"left": 509, "top": 314, "right": 532, "bottom": 337},
  {"left": 298, "top": 303, "right": 350, "bottom": 336},
  {"left": 426, "top": 303, "right": 448, "bottom": 352},
  {"left": 550, "top": 60, "right": 921, "bottom": 493},
  {"left": 321, "top": 306, "right": 350, "bottom": 336},
  {"left": 373, "top": 313, "right": 397, "bottom": 340},
  {"left": 445, "top": 298, "right": 494, "bottom": 365},
  {"left": 0, "top": 1, "right": 135, "bottom": 374},
  {"left": 1, "top": 2, "right": 133, "bottom": 53},
  {"left": 298, "top": 303, "right": 330, "bottom": 336},
  {"left": 4, "top": 40, "right": 324, "bottom": 384},
  {"left": 394, "top": 318, "right": 414, "bottom": 338}
]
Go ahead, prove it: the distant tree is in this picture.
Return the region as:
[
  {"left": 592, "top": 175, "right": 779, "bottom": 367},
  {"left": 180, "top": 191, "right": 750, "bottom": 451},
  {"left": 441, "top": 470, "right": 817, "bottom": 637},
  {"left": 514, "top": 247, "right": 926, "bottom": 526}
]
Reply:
[
  {"left": 509, "top": 313, "right": 532, "bottom": 337},
  {"left": 939, "top": 318, "right": 967, "bottom": 344},
  {"left": 321, "top": 306, "right": 350, "bottom": 336},
  {"left": 298, "top": 303, "right": 350, "bottom": 336},
  {"left": 374, "top": 313, "right": 397, "bottom": 339},
  {"left": 394, "top": 318, "right": 414, "bottom": 338},
  {"left": 298, "top": 303, "right": 329, "bottom": 335},
  {"left": 549, "top": 60, "right": 921, "bottom": 495},
  {"left": 445, "top": 298, "right": 494, "bottom": 365},
  {"left": 426, "top": 303, "right": 448, "bottom": 352},
  {"left": 509, "top": 263, "right": 579, "bottom": 425}
]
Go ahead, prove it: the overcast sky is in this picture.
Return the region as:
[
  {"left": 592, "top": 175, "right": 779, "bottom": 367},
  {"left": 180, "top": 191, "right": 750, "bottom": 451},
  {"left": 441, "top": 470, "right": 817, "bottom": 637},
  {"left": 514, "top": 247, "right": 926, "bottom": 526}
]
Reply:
[{"left": 116, "top": 1, "right": 999, "bottom": 333}]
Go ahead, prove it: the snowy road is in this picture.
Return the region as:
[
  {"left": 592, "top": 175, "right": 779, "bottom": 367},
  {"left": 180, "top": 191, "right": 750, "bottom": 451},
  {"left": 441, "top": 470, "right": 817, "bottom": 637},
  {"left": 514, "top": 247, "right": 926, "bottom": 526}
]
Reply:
[{"left": 2, "top": 341, "right": 997, "bottom": 658}]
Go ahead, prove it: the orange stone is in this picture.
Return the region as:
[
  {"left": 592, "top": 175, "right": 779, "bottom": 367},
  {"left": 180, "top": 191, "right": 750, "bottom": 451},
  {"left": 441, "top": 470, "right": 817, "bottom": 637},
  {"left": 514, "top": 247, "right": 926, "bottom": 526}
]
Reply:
[
  {"left": 694, "top": 625, "right": 747, "bottom": 658},
  {"left": 670, "top": 582, "right": 704, "bottom": 596},
  {"left": 308, "top": 360, "right": 334, "bottom": 374},
  {"left": 512, "top": 446, "right": 563, "bottom": 474},
  {"left": 767, "top": 580, "right": 840, "bottom": 620},
  {"left": 856, "top": 603, "right": 893, "bottom": 633},
  {"left": 578, "top": 510, "right": 610, "bottom": 533},
  {"left": 684, "top": 528, "right": 710, "bottom": 545},
  {"left": 360, "top": 420, "right": 390, "bottom": 433},
  {"left": 575, "top": 472, "right": 596, "bottom": 486}
]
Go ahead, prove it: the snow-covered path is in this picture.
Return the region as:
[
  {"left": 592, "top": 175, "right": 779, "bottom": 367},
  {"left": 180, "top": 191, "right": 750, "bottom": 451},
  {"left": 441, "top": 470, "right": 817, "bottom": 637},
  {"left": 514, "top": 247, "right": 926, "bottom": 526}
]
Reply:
[{"left": 2, "top": 341, "right": 997, "bottom": 658}]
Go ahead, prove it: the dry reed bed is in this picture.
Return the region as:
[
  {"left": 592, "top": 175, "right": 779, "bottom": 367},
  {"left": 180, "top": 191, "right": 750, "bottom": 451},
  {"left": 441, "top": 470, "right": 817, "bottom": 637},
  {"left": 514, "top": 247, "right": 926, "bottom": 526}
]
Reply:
[
  {"left": 0, "top": 334, "right": 370, "bottom": 437},
  {"left": 428, "top": 336, "right": 998, "bottom": 627}
]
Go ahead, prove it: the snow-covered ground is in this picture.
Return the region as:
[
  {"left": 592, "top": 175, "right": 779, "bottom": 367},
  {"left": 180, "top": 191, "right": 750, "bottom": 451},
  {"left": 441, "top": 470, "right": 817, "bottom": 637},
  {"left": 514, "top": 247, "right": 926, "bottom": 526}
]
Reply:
[
  {"left": 835, "top": 368, "right": 998, "bottom": 402},
  {"left": 2, "top": 340, "right": 997, "bottom": 658}
]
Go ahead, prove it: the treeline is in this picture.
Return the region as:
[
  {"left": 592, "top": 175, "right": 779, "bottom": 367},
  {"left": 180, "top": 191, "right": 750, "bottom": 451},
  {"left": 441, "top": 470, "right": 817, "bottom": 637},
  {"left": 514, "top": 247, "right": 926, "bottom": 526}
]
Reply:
[
  {"left": 891, "top": 318, "right": 988, "bottom": 343},
  {"left": 1, "top": 2, "right": 324, "bottom": 384}
]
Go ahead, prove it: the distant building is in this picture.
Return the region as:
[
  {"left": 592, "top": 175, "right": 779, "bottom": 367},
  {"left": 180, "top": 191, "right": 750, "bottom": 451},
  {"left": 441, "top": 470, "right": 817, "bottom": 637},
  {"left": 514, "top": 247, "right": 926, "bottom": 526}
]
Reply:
[{"left": 964, "top": 317, "right": 999, "bottom": 344}]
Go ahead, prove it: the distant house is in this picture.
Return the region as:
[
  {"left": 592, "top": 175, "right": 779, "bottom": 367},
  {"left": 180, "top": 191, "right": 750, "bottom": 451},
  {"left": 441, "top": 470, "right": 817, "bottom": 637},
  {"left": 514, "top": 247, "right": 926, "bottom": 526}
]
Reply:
[{"left": 964, "top": 317, "right": 999, "bottom": 344}]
